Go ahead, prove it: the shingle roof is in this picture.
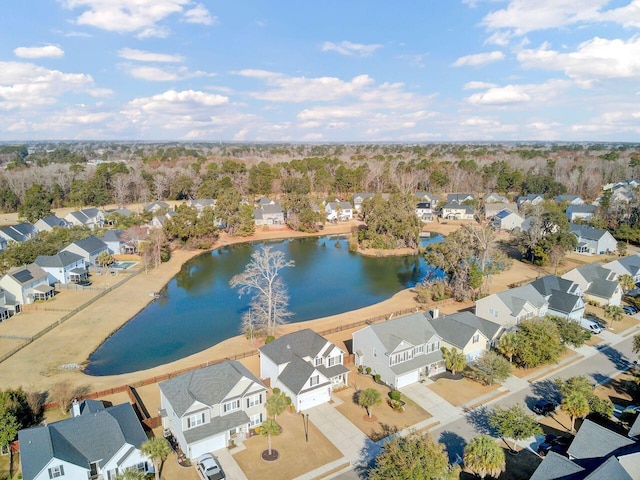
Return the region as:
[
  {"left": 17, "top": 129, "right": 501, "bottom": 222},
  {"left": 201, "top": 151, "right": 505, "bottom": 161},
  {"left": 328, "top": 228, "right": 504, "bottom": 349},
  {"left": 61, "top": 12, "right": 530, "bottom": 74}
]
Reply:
[
  {"left": 36, "top": 215, "right": 67, "bottom": 229},
  {"left": 567, "top": 419, "right": 634, "bottom": 460},
  {"left": 427, "top": 312, "right": 492, "bottom": 349},
  {"left": 18, "top": 403, "right": 146, "bottom": 480},
  {"left": 261, "top": 203, "right": 283, "bottom": 215},
  {"left": 547, "top": 289, "right": 583, "bottom": 315},
  {"left": 586, "top": 278, "right": 619, "bottom": 299},
  {"left": 570, "top": 223, "right": 612, "bottom": 242},
  {"left": 158, "top": 360, "right": 266, "bottom": 417},
  {"left": 495, "top": 284, "right": 547, "bottom": 314},
  {"left": 278, "top": 357, "right": 325, "bottom": 394},
  {"left": 629, "top": 414, "right": 640, "bottom": 438},
  {"left": 65, "top": 236, "right": 107, "bottom": 255},
  {"left": 366, "top": 312, "right": 440, "bottom": 353},
  {"left": 447, "top": 193, "right": 473, "bottom": 203},
  {"left": 5, "top": 264, "right": 48, "bottom": 286},
  {"left": 99, "top": 230, "right": 125, "bottom": 243},
  {"left": 583, "top": 456, "right": 633, "bottom": 480},
  {"left": 259, "top": 329, "right": 329, "bottom": 365},
  {"left": 568, "top": 205, "right": 596, "bottom": 214},
  {"left": 531, "top": 451, "right": 585, "bottom": 480},
  {"left": 530, "top": 275, "right": 576, "bottom": 296},
  {"left": 183, "top": 410, "right": 250, "bottom": 444},
  {"left": 144, "top": 201, "right": 170, "bottom": 211},
  {"left": 34, "top": 251, "right": 84, "bottom": 269},
  {"left": 575, "top": 264, "right": 616, "bottom": 282}
]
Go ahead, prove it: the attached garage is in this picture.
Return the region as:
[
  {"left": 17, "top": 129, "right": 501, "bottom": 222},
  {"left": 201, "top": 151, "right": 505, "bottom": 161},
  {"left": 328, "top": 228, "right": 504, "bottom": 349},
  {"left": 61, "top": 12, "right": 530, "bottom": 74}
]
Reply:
[
  {"left": 297, "top": 389, "right": 330, "bottom": 411},
  {"left": 188, "top": 434, "right": 226, "bottom": 458},
  {"left": 395, "top": 370, "right": 420, "bottom": 389},
  {"left": 465, "top": 349, "right": 484, "bottom": 362}
]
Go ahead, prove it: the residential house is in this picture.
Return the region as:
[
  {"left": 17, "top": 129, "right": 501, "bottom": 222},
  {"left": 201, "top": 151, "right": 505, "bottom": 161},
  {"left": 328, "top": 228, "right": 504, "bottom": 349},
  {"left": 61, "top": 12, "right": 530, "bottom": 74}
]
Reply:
[
  {"left": 325, "top": 201, "right": 354, "bottom": 221},
  {"left": 566, "top": 204, "right": 597, "bottom": 222},
  {"left": 570, "top": 223, "right": 617, "bottom": 255},
  {"left": 556, "top": 194, "right": 585, "bottom": 205},
  {"left": 604, "top": 254, "right": 640, "bottom": 283},
  {"left": 415, "top": 192, "right": 440, "bottom": 208},
  {"left": 105, "top": 208, "right": 133, "bottom": 225},
  {"left": 484, "top": 193, "right": 510, "bottom": 204},
  {"left": 475, "top": 284, "right": 548, "bottom": 328},
  {"left": 99, "top": 230, "right": 136, "bottom": 255},
  {"left": 159, "top": 360, "right": 267, "bottom": 459},
  {"left": 492, "top": 209, "right": 525, "bottom": 231},
  {"left": 34, "top": 251, "right": 87, "bottom": 285},
  {"left": 34, "top": 215, "right": 69, "bottom": 233},
  {"left": 0, "top": 222, "right": 37, "bottom": 247},
  {"left": 426, "top": 309, "right": 502, "bottom": 362},
  {"left": 144, "top": 201, "right": 170, "bottom": 213},
  {"left": 0, "top": 263, "right": 54, "bottom": 308},
  {"left": 352, "top": 311, "right": 445, "bottom": 389},
  {"left": 353, "top": 193, "right": 374, "bottom": 212},
  {"left": 0, "top": 236, "right": 5, "bottom": 252},
  {"left": 64, "top": 208, "right": 105, "bottom": 230},
  {"left": 187, "top": 199, "right": 215, "bottom": 214},
  {"left": 259, "top": 329, "right": 349, "bottom": 411},
  {"left": 517, "top": 194, "right": 545, "bottom": 208},
  {"left": 447, "top": 193, "right": 474, "bottom": 204},
  {"left": 416, "top": 202, "right": 435, "bottom": 222},
  {"left": 485, "top": 202, "right": 518, "bottom": 221},
  {"left": 150, "top": 210, "right": 177, "bottom": 229},
  {"left": 562, "top": 264, "right": 622, "bottom": 306},
  {"left": 530, "top": 275, "right": 584, "bottom": 322},
  {"left": 0, "top": 289, "right": 11, "bottom": 321},
  {"left": 62, "top": 236, "right": 109, "bottom": 266},
  {"left": 254, "top": 202, "right": 285, "bottom": 226},
  {"left": 255, "top": 196, "right": 275, "bottom": 207},
  {"left": 18, "top": 401, "right": 151, "bottom": 480},
  {"left": 532, "top": 419, "right": 640, "bottom": 480},
  {"left": 440, "top": 202, "right": 475, "bottom": 220}
]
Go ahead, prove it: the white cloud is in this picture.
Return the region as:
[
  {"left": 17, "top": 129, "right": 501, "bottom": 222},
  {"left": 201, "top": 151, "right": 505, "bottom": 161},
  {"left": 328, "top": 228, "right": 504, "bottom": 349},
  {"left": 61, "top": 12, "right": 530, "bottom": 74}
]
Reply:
[
  {"left": 183, "top": 3, "right": 217, "bottom": 25},
  {"left": 63, "top": 0, "right": 208, "bottom": 37},
  {"left": 0, "top": 61, "right": 97, "bottom": 110},
  {"left": 303, "top": 133, "right": 324, "bottom": 141},
  {"left": 518, "top": 37, "right": 640, "bottom": 84},
  {"left": 233, "top": 69, "right": 283, "bottom": 79},
  {"left": 452, "top": 51, "right": 505, "bottom": 67},
  {"left": 398, "top": 53, "right": 428, "bottom": 68},
  {"left": 463, "top": 81, "right": 498, "bottom": 90},
  {"left": 484, "top": 31, "right": 511, "bottom": 46},
  {"left": 118, "top": 48, "right": 183, "bottom": 63},
  {"left": 126, "top": 65, "right": 211, "bottom": 81},
  {"left": 321, "top": 41, "right": 383, "bottom": 57},
  {"left": 14, "top": 45, "right": 64, "bottom": 59},
  {"left": 466, "top": 79, "right": 570, "bottom": 106},
  {"left": 233, "top": 127, "right": 250, "bottom": 141}
]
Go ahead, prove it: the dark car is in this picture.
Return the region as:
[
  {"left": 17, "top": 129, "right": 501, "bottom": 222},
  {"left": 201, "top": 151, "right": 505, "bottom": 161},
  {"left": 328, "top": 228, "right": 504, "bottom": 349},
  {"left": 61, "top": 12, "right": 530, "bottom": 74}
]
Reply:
[
  {"left": 533, "top": 400, "right": 557, "bottom": 416},
  {"left": 537, "top": 435, "right": 571, "bottom": 457}
]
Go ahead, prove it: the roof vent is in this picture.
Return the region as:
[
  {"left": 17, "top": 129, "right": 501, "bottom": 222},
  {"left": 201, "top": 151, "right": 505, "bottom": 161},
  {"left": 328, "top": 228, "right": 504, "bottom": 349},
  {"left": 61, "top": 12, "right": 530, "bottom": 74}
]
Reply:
[{"left": 286, "top": 344, "right": 290, "bottom": 349}]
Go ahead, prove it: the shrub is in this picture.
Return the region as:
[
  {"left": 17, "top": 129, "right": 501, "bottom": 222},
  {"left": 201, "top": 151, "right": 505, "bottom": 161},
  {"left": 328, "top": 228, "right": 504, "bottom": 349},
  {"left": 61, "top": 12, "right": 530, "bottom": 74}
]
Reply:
[
  {"left": 374, "top": 374, "right": 381, "bottom": 383},
  {"left": 272, "top": 387, "right": 281, "bottom": 395},
  {"left": 468, "top": 351, "right": 512, "bottom": 386},
  {"left": 365, "top": 367, "right": 372, "bottom": 375},
  {"left": 265, "top": 335, "right": 275, "bottom": 344},
  {"left": 357, "top": 365, "right": 364, "bottom": 374},
  {"left": 389, "top": 390, "right": 402, "bottom": 401}
]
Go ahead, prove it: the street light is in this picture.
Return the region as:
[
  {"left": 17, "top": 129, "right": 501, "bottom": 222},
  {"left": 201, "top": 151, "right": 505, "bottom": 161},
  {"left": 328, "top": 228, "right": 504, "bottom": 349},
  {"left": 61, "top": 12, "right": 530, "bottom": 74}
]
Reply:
[{"left": 302, "top": 413, "right": 309, "bottom": 442}]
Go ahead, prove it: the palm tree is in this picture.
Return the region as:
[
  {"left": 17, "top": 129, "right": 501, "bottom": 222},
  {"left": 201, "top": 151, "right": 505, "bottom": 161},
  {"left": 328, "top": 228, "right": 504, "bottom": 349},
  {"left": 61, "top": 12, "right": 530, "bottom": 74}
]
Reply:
[
  {"left": 114, "top": 470, "right": 147, "bottom": 480},
  {"left": 261, "top": 419, "right": 280, "bottom": 456},
  {"left": 604, "top": 305, "right": 624, "bottom": 329},
  {"left": 441, "top": 347, "right": 466, "bottom": 375},
  {"left": 266, "top": 390, "right": 288, "bottom": 420},
  {"left": 562, "top": 391, "right": 590, "bottom": 432},
  {"left": 141, "top": 437, "right": 171, "bottom": 480},
  {"left": 618, "top": 274, "right": 635, "bottom": 293},
  {"left": 463, "top": 435, "right": 506, "bottom": 480},
  {"left": 358, "top": 388, "right": 382, "bottom": 418},
  {"left": 497, "top": 332, "right": 518, "bottom": 363}
]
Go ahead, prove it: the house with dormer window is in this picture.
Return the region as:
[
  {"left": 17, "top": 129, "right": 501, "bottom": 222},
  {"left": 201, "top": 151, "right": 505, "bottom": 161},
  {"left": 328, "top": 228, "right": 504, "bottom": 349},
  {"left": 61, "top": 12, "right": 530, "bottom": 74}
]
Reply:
[
  {"left": 475, "top": 284, "right": 549, "bottom": 328},
  {"left": 159, "top": 360, "right": 267, "bottom": 459},
  {"left": 352, "top": 311, "right": 445, "bottom": 389},
  {"left": 562, "top": 263, "right": 622, "bottom": 307},
  {"left": 259, "top": 329, "right": 349, "bottom": 411},
  {"left": 530, "top": 275, "right": 585, "bottom": 322}
]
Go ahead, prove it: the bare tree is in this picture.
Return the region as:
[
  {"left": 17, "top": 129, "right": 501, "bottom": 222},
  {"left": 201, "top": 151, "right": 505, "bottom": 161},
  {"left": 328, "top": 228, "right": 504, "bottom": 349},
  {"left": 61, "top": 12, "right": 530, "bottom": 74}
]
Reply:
[
  {"left": 111, "top": 173, "right": 131, "bottom": 207},
  {"left": 230, "top": 246, "right": 295, "bottom": 337},
  {"left": 49, "top": 381, "right": 90, "bottom": 414},
  {"left": 152, "top": 172, "right": 170, "bottom": 201}
]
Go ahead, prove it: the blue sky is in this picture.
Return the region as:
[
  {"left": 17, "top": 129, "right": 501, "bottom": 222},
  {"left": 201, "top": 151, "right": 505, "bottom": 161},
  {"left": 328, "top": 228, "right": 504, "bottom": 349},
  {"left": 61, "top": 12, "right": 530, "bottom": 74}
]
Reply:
[{"left": 1, "top": 0, "right": 639, "bottom": 142}]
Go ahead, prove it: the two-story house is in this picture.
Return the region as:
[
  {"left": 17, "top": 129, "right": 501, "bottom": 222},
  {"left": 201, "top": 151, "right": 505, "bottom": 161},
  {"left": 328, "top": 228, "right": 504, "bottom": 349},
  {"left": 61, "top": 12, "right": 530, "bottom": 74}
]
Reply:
[
  {"left": 254, "top": 202, "right": 285, "bottom": 226},
  {"left": 0, "top": 222, "right": 37, "bottom": 248},
  {"left": 34, "top": 251, "right": 87, "bottom": 285},
  {"left": 440, "top": 202, "right": 475, "bottom": 220},
  {"left": 475, "top": 284, "right": 549, "bottom": 328},
  {"left": 19, "top": 401, "right": 151, "bottom": 480},
  {"left": 416, "top": 202, "right": 435, "bottom": 222},
  {"left": 492, "top": 209, "right": 525, "bottom": 231},
  {"left": 415, "top": 192, "right": 440, "bottom": 208},
  {"left": 62, "top": 236, "right": 109, "bottom": 266},
  {"left": 0, "top": 289, "right": 12, "bottom": 321},
  {"left": 353, "top": 193, "right": 374, "bottom": 212},
  {"left": 530, "top": 275, "right": 584, "bottom": 322},
  {"left": 325, "top": 201, "right": 354, "bottom": 221},
  {"left": 64, "top": 208, "right": 105, "bottom": 230},
  {"left": 259, "top": 329, "right": 349, "bottom": 411},
  {"left": 562, "top": 263, "right": 622, "bottom": 307},
  {"left": 0, "top": 263, "right": 54, "bottom": 308},
  {"left": 34, "top": 215, "right": 69, "bottom": 233},
  {"left": 485, "top": 202, "right": 518, "bottom": 221},
  {"left": 352, "top": 311, "right": 445, "bottom": 389},
  {"left": 517, "top": 194, "right": 545, "bottom": 209},
  {"left": 570, "top": 224, "right": 617, "bottom": 255},
  {"left": 604, "top": 254, "right": 640, "bottom": 283},
  {"left": 566, "top": 205, "right": 597, "bottom": 222},
  {"left": 159, "top": 360, "right": 267, "bottom": 459}
]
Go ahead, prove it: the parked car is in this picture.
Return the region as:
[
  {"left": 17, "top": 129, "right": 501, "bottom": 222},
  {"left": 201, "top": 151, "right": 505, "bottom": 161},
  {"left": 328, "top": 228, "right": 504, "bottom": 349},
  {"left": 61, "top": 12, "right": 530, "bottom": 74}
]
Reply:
[
  {"left": 196, "top": 453, "right": 225, "bottom": 480},
  {"left": 533, "top": 400, "right": 558, "bottom": 416},
  {"left": 623, "top": 305, "right": 638, "bottom": 315},
  {"left": 578, "top": 317, "right": 604, "bottom": 334},
  {"left": 537, "top": 434, "right": 571, "bottom": 457}
]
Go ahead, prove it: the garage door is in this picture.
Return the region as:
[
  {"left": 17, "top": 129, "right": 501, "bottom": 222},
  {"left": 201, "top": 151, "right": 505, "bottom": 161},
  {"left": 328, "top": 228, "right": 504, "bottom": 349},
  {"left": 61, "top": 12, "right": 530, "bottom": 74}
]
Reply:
[
  {"left": 189, "top": 434, "right": 226, "bottom": 459},
  {"left": 396, "top": 370, "right": 420, "bottom": 389},
  {"left": 298, "top": 390, "right": 330, "bottom": 411},
  {"left": 466, "top": 350, "right": 483, "bottom": 362}
]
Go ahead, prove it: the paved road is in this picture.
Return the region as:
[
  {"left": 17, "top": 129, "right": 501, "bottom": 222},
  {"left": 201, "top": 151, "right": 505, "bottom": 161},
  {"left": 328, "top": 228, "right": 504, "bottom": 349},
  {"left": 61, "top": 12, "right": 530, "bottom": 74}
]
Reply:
[{"left": 430, "top": 334, "right": 638, "bottom": 461}]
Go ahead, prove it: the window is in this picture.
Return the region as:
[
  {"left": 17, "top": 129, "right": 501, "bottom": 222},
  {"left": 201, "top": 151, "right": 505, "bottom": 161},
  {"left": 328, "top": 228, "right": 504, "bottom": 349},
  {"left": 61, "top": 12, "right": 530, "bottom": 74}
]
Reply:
[
  {"left": 48, "top": 465, "right": 65, "bottom": 478},
  {"left": 390, "top": 349, "right": 413, "bottom": 366},
  {"left": 472, "top": 334, "right": 480, "bottom": 344},
  {"left": 187, "top": 412, "right": 205, "bottom": 428},
  {"left": 247, "top": 394, "right": 262, "bottom": 408},
  {"left": 310, "top": 375, "right": 320, "bottom": 386},
  {"left": 414, "top": 345, "right": 424, "bottom": 355},
  {"left": 373, "top": 348, "right": 377, "bottom": 357},
  {"left": 250, "top": 413, "right": 263, "bottom": 426},
  {"left": 224, "top": 400, "right": 241, "bottom": 413},
  {"left": 314, "top": 357, "right": 323, "bottom": 366},
  {"left": 327, "top": 355, "right": 341, "bottom": 367}
]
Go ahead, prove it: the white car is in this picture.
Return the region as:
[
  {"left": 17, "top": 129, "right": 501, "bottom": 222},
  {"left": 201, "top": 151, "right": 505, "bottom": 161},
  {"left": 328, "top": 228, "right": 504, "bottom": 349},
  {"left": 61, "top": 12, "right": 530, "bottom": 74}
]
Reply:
[{"left": 196, "top": 453, "right": 225, "bottom": 480}]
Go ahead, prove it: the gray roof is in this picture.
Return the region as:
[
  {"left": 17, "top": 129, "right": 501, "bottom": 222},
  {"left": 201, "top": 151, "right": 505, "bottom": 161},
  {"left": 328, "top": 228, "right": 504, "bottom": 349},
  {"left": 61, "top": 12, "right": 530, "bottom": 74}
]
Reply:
[
  {"left": 495, "top": 284, "right": 547, "bottom": 314},
  {"left": 5, "top": 264, "right": 48, "bottom": 286},
  {"left": 586, "top": 278, "right": 619, "bottom": 299},
  {"left": 583, "top": 456, "right": 632, "bottom": 480},
  {"left": 108, "top": 208, "right": 133, "bottom": 217},
  {"left": 353, "top": 193, "right": 374, "bottom": 202},
  {"left": 557, "top": 195, "right": 582, "bottom": 202},
  {"left": 567, "top": 419, "right": 634, "bottom": 460},
  {"left": 547, "top": 289, "right": 583, "bottom": 315},
  {"left": 261, "top": 203, "right": 283, "bottom": 215},
  {"left": 159, "top": 360, "right": 266, "bottom": 417},
  {"left": 35, "top": 251, "right": 84, "bottom": 269},
  {"left": 278, "top": 356, "right": 329, "bottom": 394},
  {"left": 570, "top": 223, "right": 612, "bottom": 242},
  {"left": 259, "top": 329, "right": 330, "bottom": 365},
  {"left": 68, "top": 208, "right": 101, "bottom": 224},
  {"left": 18, "top": 403, "right": 146, "bottom": 480},
  {"left": 390, "top": 350, "right": 443, "bottom": 375},
  {"left": 183, "top": 410, "right": 250, "bottom": 444},
  {"left": 99, "top": 230, "right": 125, "bottom": 243},
  {"left": 568, "top": 205, "right": 596, "bottom": 214},
  {"left": 0, "top": 223, "right": 35, "bottom": 242},
  {"left": 427, "top": 312, "right": 495, "bottom": 349},
  {"left": 530, "top": 275, "right": 577, "bottom": 297},
  {"left": 575, "top": 264, "right": 616, "bottom": 283},
  {"left": 65, "top": 235, "right": 107, "bottom": 255},
  {"left": 365, "top": 311, "right": 441, "bottom": 353},
  {"left": 441, "top": 202, "right": 474, "bottom": 214},
  {"left": 36, "top": 215, "right": 67, "bottom": 229},
  {"left": 531, "top": 451, "right": 585, "bottom": 480},
  {"left": 447, "top": 193, "right": 473, "bottom": 203},
  {"left": 144, "top": 201, "right": 170, "bottom": 211},
  {"left": 608, "top": 255, "right": 640, "bottom": 277},
  {"left": 629, "top": 414, "right": 640, "bottom": 438}
]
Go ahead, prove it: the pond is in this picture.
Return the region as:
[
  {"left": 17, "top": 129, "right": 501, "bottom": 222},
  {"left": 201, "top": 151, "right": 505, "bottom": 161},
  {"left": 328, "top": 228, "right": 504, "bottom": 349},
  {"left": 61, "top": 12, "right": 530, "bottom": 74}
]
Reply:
[{"left": 85, "top": 234, "right": 443, "bottom": 375}]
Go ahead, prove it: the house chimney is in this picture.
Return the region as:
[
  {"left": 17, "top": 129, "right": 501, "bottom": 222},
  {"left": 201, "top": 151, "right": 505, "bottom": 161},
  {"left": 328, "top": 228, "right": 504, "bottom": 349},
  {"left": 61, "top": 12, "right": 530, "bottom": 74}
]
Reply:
[
  {"left": 432, "top": 307, "right": 439, "bottom": 319},
  {"left": 71, "top": 398, "right": 81, "bottom": 417}
]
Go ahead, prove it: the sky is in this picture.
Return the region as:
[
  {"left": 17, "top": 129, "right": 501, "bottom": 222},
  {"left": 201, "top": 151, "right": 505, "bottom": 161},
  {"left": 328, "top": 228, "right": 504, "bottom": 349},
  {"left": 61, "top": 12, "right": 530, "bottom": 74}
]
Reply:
[{"left": 1, "top": 0, "right": 640, "bottom": 143}]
